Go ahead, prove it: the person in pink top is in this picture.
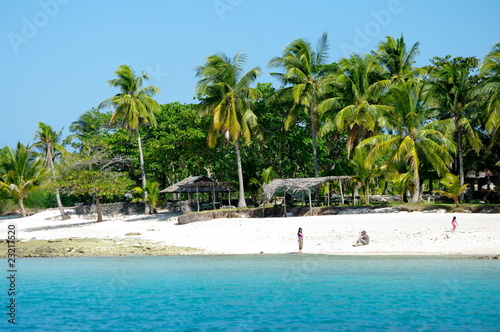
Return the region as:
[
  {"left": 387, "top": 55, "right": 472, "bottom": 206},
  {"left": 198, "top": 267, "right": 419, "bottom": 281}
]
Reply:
[{"left": 451, "top": 216, "right": 458, "bottom": 231}]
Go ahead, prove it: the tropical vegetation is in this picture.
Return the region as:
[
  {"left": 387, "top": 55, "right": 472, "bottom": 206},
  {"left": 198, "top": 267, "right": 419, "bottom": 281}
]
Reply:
[{"left": 1, "top": 35, "right": 499, "bottom": 217}]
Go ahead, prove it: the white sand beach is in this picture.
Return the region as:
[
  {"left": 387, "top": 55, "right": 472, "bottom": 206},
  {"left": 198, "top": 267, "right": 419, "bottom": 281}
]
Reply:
[{"left": 2, "top": 209, "right": 499, "bottom": 256}]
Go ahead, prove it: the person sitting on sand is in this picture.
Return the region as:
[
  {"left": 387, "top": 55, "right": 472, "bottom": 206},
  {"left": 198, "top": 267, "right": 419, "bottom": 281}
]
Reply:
[{"left": 353, "top": 230, "right": 369, "bottom": 246}]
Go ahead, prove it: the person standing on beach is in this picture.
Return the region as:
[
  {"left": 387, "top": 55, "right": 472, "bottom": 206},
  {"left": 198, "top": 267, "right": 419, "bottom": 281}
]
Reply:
[
  {"left": 297, "top": 227, "right": 304, "bottom": 253},
  {"left": 451, "top": 216, "right": 458, "bottom": 231}
]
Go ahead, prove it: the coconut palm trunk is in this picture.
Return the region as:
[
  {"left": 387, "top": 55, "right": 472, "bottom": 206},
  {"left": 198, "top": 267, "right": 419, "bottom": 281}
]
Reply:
[
  {"left": 234, "top": 140, "right": 247, "bottom": 208},
  {"left": 48, "top": 155, "right": 70, "bottom": 220},
  {"left": 310, "top": 102, "right": 319, "bottom": 178},
  {"left": 411, "top": 171, "right": 420, "bottom": 203},
  {"left": 136, "top": 128, "right": 149, "bottom": 214}
]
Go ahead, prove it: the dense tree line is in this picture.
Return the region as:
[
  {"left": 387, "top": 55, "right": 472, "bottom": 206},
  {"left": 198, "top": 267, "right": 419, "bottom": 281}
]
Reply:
[{"left": 1, "top": 35, "right": 499, "bottom": 216}]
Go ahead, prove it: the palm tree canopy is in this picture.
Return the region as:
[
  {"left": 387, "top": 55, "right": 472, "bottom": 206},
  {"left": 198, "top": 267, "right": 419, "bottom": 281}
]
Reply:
[
  {"left": 195, "top": 52, "right": 262, "bottom": 147},
  {"left": 33, "top": 122, "right": 67, "bottom": 167},
  {"left": 479, "top": 42, "right": 500, "bottom": 135},
  {"left": 319, "top": 54, "right": 392, "bottom": 155},
  {"left": 375, "top": 35, "right": 426, "bottom": 82},
  {"left": 360, "top": 81, "right": 456, "bottom": 178},
  {"left": 98, "top": 64, "right": 161, "bottom": 131},
  {"left": 0, "top": 142, "right": 46, "bottom": 200}
]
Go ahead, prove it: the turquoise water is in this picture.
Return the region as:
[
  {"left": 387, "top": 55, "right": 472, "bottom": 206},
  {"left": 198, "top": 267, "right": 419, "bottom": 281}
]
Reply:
[{"left": 2, "top": 255, "right": 499, "bottom": 331}]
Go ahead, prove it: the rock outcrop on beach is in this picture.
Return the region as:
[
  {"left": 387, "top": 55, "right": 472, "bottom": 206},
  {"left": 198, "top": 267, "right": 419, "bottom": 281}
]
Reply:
[{"left": 0, "top": 238, "right": 205, "bottom": 258}]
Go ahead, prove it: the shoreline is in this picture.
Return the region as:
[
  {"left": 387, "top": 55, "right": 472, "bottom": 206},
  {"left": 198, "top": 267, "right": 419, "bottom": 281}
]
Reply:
[{"left": 1, "top": 209, "right": 499, "bottom": 258}]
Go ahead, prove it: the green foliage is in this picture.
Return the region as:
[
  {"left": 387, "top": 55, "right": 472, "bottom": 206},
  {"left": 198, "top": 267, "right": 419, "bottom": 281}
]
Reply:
[
  {"left": 131, "top": 180, "right": 161, "bottom": 213},
  {"left": 7, "top": 35, "right": 500, "bottom": 209},
  {"left": 349, "top": 147, "right": 383, "bottom": 204},
  {"left": 0, "top": 143, "right": 48, "bottom": 217},
  {"left": 57, "top": 151, "right": 133, "bottom": 199},
  {"left": 24, "top": 188, "right": 56, "bottom": 209},
  {"left": 434, "top": 173, "right": 469, "bottom": 206}
]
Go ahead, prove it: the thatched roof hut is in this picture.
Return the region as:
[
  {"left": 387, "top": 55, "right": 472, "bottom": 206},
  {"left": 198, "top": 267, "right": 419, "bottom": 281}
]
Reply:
[
  {"left": 160, "top": 176, "right": 233, "bottom": 212},
  {"left": 160, "top": 175, "right": 231, "bottom": 193},
  {"left": 263, "top": 176, "right": 352, "bottom": 215}
]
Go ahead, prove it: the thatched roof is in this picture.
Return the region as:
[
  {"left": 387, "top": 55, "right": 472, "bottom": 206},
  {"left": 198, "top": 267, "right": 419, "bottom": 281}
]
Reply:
[
  {"left": 160, "top": 175, "right": 232, "bottom": 193},
  {"left": 263, "top": 176, "right": 352, "bottom": 201}
]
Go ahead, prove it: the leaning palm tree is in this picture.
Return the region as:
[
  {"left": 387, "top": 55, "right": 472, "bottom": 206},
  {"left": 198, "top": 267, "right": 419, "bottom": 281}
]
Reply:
[
  {"left": 98, "top": 64, "right": 161, "bottom": 213},
  {"left": 269, "top": 33, "right": 332, "bottom": 177},
  {"left": 319, "top": 54, "right": 392, "bottom": 157},
  {"left": 359, "top": 81, "right": 456, "bottom": 203},
  {"left": 196, "top": 52, "right": 262, "bottom": 208},
  {"left": 33, "top": 122, "right": 70, "bottom": 220},
  {"left": 0, "top": 143, "right": 47, "bottom": 217}
]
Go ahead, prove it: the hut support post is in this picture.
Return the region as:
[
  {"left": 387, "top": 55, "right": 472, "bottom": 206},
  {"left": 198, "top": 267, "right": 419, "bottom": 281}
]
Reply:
[
  {"left": 340, "top": 179, "right": 345, "bottom": 205},
  {"left": 327, "top": 182, "right": 330, "bottom": 206},
  {"left": 212, "top": 187, "right": 216, "bottom": 210},
  {"left": 308, "top": 190, "right": 313, "bottom": 216},
  {"left": 283, "top": 191, "right": 287, "bottom": 217},
  {"left": 196, "top": 188, "right": 200, "bottom": 212}
]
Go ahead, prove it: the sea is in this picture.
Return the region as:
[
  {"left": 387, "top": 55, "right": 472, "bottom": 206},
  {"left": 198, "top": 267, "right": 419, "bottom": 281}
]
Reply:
[{"left": 2, "top": 255, "right": 499, "bottom": 331}]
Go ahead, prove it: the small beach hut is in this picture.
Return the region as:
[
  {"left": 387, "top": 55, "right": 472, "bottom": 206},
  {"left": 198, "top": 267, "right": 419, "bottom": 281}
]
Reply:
[
  {"left": 262, "top": 176, "right": 352, "bottom": 215},
  {"left": 160, "top": 176, "right": 232, "bottom": 212}
]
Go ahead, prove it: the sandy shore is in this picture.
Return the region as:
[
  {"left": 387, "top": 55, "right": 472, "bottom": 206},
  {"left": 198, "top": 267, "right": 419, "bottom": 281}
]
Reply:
[{"left": 1, "top": 209, "right": 499, "bottom": 257}]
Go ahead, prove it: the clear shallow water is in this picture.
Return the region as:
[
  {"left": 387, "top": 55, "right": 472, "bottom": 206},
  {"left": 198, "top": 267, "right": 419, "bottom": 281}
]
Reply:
[{"left": 3, "top": 255, "right": 499, "bottom": 331}]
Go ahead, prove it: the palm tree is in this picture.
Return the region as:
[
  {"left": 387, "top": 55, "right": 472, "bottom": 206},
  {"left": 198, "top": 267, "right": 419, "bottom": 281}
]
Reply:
[
  {"left": 0, "top": 143, "right": 47, "bottom": 217},
  {"left": 269, "top": 33, "right": 332, "bottom": 177},
  {"left": 477, "top": 42, "right": 500, "bottom": 144},
  {"left": 375, "top": 35, "right": 425, "bottom": 83},
  {"left": 433, "top": 173, "right": 469, "bottom": 207},
  {"left": 131, "top": 180, "right": 160, "bottom": 213},
  {"left": 319, "top": 54, "right": 392, "bottom": 157},
  {"left": 98, "top": 64, "right": 161, "bottom": 213},
  {"left": 349, "top": 146, "right": 382, "bottom": 204},
  {"left": 33, "top": 122, "right": 70, "bottom": 220},
  {"left": 359, "top": 81, "right": 456, "bottom": 203},
  {"left": 427, "top": 56, "right": 482, "bottom": 187},
  {"left": 195, "top": 52, "right": 262, "bottom": 208}
]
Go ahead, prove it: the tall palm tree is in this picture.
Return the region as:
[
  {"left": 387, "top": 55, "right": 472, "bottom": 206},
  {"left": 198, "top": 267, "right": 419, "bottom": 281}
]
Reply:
[
  {"left": 359, "top": 81, "right": 456, "bottom": 203},
  {"left": 33, "top": 122, "right": 70, "bottom": 219},
  {"left": 98, "top": 64, "right": 161, "bottom": 213},
  {"left": 319, "top": 54, "right": 392, "bottom": 157},
  {"left": 0, "top": 143, "right": 46, "bottom": 217},
  {"left": 195, "top": 52, "right": 262, "bottom": 208},
  {"left": 269, "top": 33, "right": 332, "bottom": 177},
  {"left": 427, "top": 56, "right": 482, "bottom": 186},
  {"left": 375, "top": 35, "right": 425, "bottom": 83}
]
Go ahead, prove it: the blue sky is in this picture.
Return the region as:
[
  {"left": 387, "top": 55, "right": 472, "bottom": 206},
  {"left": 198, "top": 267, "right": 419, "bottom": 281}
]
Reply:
[{"left": 1, "top": 0, "right": 499, "bottom": 149}]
